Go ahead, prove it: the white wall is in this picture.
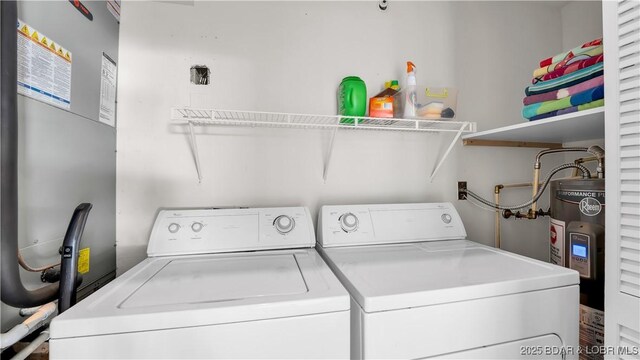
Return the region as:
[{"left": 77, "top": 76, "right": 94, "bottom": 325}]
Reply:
[
  {"left": 561, "top": 0, "right": 603, "bottom": 49},
  {"left": 116, "top": 1, "right": 575, "bottom": 273}
]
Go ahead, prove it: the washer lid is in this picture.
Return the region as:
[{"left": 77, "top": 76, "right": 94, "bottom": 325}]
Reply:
[
  {"left": 120, "top": 254, "right": 307, "bottom": 308},
  {"left": 320, "top": 240, "right": 579, "bottom": 313},
  {"left": 50, "top": 249, "right": 349, "bottom": 339}
]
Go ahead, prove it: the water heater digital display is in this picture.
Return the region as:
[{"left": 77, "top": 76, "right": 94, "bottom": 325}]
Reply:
[
  {"left": 572, "top": 244, "right": 587, "bottom": 258},
  {"left": 569, "top": 232, "right": 592, "bottom": 278}
]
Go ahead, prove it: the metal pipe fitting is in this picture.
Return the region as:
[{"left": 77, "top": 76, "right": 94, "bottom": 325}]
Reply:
[
  {"left": 531, "top": 146, "right": 603, "bottom": 213},
  {"left": 587, "top": 145, "right": 605, "bottom": 178}
]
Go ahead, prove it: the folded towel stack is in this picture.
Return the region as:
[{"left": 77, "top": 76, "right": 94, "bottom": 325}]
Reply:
[{"left": 523, "top": 38, "right": 604, "bottom": 121}]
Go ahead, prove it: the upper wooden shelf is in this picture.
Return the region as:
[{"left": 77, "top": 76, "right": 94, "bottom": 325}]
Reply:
[{"left": 462, "top": 107, "right": 604, "bottom": 148}]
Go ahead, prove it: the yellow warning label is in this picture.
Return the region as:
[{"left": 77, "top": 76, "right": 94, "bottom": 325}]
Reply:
[
  {"left": 16, "top": 18, "right": 72, "bottom": 110},
  {"left": 20, "top": 24, "right": 30, "bottom": 36},
  {"left": 78, "top": 248, "right": 90, "bottom": 274}
]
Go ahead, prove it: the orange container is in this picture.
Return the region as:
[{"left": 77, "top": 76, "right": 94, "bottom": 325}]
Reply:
[{"left": 369, "top": 96, "right": 395, "bottom": 118}]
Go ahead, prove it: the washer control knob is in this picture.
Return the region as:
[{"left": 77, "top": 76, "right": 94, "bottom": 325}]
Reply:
[
  {"left": 274, "top": 215, "right": 295, "bottom": 234},
  {"left": 191, "top": 222, "right": 204, "bottom": 232},
  {"left": 441, "top": 213, "right": 452, "bottom": 224},
  {"left": 168, "top": 223, "right": 181, "bottom": 233},
  {"left": 339, "top": 213, "right": 359, "bottom": 233}
]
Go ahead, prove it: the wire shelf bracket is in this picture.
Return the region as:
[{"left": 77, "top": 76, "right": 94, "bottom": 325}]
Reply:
[{"left": 170, "top": 108, "right": 476, "bottom": 183}]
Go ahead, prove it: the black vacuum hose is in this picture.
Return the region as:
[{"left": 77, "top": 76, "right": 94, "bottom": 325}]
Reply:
[{"left": 1, "top": 0, "right": 59, "bottom": 308}]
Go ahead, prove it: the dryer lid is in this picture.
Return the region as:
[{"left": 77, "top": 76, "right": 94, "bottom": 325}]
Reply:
[{"left": 320, "top": 240, "right": 579, "bottom": 312}]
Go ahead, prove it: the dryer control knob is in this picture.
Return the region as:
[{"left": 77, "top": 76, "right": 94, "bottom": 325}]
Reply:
[
  {"left": 274, "top": 215, "right": 295, "bottom": 234},
  {"left": 191, "top": 222, "right": 204, "bottom": 232},
  {"left": 441, "top": 213, "right": 452, "bottom": 224},
  {"left": 339, "top": 213, "right": 359, "bottom": 233},
  {"left": 168, "top": 223, "right": 181, "bottom": 233}
]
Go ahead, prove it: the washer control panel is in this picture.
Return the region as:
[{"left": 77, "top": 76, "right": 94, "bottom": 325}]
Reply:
[
  {"left": 339, "top": 212, "right": 359, "bottom": 233},
  {"left": 148, "top": 207, "right": 314, "bottom": 257},
  {"left": 273, "top": 215, "right": 295, "bottom": 234},
  {"left": 318, "top": 203, "right": 466, "bottom": 247}
]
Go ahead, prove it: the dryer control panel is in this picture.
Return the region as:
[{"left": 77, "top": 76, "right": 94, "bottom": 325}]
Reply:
[
  {"left": 147, "top": 207, "right": 314, "bottom": 257},
  {"left": 318, "top": 203, "right": 467, "bottom": 247}
]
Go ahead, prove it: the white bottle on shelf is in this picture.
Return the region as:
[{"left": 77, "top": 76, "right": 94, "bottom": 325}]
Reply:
[{"left": 404, "top": 61, "right": 417, "bottom": 118}]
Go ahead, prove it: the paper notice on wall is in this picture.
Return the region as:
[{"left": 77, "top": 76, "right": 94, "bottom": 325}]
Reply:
[
  {"left": 17, "top": 19, "right": 72, "bottom": 110},
  {"left": 99, "top": 53, "right": 117, "bottom": 127},
  {"left": 550, "top": 218, "right": 565, "bottom": 265}
]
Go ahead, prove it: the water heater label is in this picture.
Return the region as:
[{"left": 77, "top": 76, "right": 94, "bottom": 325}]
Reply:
[
  {"left": 556, "top": 190, "right": 605, "bottom": 204},
  {"left": 550, "top": 218, "right": 565, "bottom": 265},
  {"left": 580, "top": 304, "right": 605, "bottom": 360},
  {"left": 579, "top": 197, "right": 602, "bottom": 216},
  {"left": 16, "top": 20, "right": 72, "bottom": 110}
]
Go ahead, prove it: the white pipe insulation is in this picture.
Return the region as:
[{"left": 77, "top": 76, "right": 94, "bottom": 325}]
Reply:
[
  {"left": 0, "top": 302, "right": 57, "bottom": 350},
  {"left": 10, "top": 331, "right": 49, "bottom": 360}
]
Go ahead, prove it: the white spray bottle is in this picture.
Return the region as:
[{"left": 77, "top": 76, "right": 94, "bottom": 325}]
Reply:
[{"left": 403, "top": 61, "right": 417, "bottom": 118}]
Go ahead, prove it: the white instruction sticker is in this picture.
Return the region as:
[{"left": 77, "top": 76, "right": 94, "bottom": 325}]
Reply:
[
  {"left": 99, "top": 53, "right": 117, "bottom": 127},
  {"left": 579, "top": 304, "right": 605, "bottom": 360},
  {"left": 550, "top": 218, "right": 565, "bottom": 265},
  {"left": 16, "top": 20, "right": 72, "bottom": 110}
]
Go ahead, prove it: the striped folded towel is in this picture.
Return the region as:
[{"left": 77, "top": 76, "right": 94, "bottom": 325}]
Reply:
[
  {"left": 527, "top": 99, "right": 604, "bottom": 121},
  {"left": 533, "top": 54, "right": 603, "bottom": 84},
  {"left": 525, "top": 62, "right": 603, "bottom": 96},
  {"left": 532, "top": 46, "right": 603, "bottom": 79},
  {"left": 538, "top": 38, "right": 602, "bottom": 67},
  {"left": 523, "top": 85, "right": 604, "bottom": 119},
  {"left": 524, "top": 75, "right": 604, "bottom": 105}
]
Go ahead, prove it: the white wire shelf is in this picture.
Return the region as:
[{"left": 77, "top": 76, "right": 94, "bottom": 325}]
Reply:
[
  {"left": 462, "top": 107, "right": 604, "bottom": 147},
  {"left": 170, "top": 108, "right": 477, "bottom": 183},
  {"left": 171, "top": 108, "right": 476, "bottom": 133}
]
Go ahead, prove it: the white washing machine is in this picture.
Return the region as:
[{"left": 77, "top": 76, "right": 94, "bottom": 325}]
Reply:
[
  {"left": 50, "top": 207, "right": 350, "bottom": 359},
  {"left": 317, "top": 202, "right": 579, "bottom": 359}
]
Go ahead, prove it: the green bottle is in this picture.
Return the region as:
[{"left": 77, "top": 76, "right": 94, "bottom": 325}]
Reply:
[{"left": 338, "top": 76, "right": 366, "bottom": 124}]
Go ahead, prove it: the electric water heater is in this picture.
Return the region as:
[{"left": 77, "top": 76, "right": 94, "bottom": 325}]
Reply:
[{"left": 550, "top": 178, "right": 605, "bottom": 360}]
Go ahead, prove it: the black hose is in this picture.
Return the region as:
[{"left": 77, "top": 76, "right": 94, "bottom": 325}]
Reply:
[
  {"left": 1, "top": 0, "right": 61, "bottom": 308},
  {"left": 58, "top": 203, "right": 92, "bottom": 314}
]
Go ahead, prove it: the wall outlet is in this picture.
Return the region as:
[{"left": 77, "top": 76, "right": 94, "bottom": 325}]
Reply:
[{"left": 458, "top": 181, "right": 467, "bottom": 200}]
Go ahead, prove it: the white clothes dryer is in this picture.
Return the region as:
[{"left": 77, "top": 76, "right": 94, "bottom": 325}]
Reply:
[{"left": 317, "top": 202, "right": 579, "bottom": 359}]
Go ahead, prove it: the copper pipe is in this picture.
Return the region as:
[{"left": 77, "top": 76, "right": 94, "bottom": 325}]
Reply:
[
  {"left": 493, "top": 171, "right": 600, "bottom": 248},
  {"left": 530, "top": 169, "right": 541, "bottom": 217},
  {"left": 530, "top": 147, "right": 601, "bottom": 218},
  {"left": 494, "top": 186, "right": 502, "bottom": 248},
  {"left": 17, "top": 251, "right": 59, "bottom": 273},
  {"left": 494, "top": 182, "right": 543, "bottom": 248}
]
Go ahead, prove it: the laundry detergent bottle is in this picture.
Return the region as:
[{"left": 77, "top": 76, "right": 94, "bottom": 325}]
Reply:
[
  {"left": 338, "top": 76, "right": 367, "bottom": 124},
  {"left": 403, "top": 62, "right": 417, "bottom": 118}
]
